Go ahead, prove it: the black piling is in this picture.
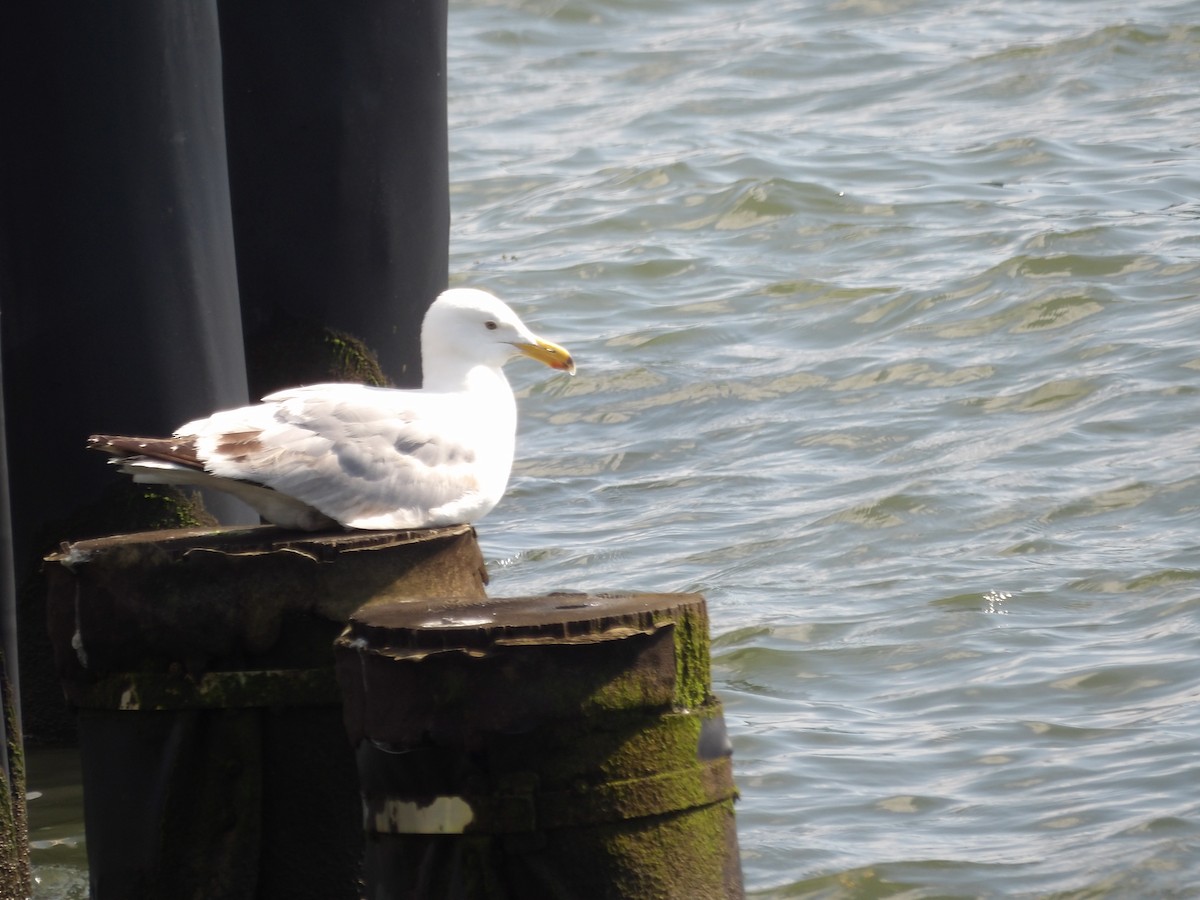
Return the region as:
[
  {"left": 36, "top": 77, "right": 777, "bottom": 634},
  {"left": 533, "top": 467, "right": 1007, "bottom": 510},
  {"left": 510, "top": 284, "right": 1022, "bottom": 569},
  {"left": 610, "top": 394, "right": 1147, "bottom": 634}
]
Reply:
[
  {"left": 0, "top": 328, "right": 30, "bottom": 899},
  {"left": 44, "top": 524, "right": 487, "bottom": 900},
  {"left": 1, "top": 0, "right": 450, "bottom": 746},
  {"left": 335, "top": 592, "right": 744, "bottom": 899},
  {"left": 219, "top": 0, "right": 450, "bottom": 391}
]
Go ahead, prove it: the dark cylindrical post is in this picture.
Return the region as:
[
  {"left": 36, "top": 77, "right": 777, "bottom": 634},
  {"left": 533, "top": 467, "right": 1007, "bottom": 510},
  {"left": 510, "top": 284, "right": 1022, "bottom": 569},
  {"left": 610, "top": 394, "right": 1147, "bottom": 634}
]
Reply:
[
  {"left": 218, "top": 0, "right": 450, "bottom": 391},
  {"left": 1, "top": 0, "right": 257, "bottom": 745},
  {"left": 1, "top": 0, "right": 450, "bottom": 744},
  {"left": 335, "top": 592, "right": 744, "bottom": 899},
  {"left": 0, "top": 328, "right": 30, "bottom": 899},
  {"left": 44, "top": 524, "right": 487, "bottom": 900},
  {"left": 0, "top": 1, "right": 255, "bottom": 544}
]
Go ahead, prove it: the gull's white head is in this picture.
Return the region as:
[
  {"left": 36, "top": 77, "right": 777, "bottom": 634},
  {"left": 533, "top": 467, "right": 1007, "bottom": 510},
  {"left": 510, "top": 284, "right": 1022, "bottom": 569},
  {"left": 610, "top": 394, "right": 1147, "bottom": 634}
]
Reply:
[{"left": 420, "top": 288, "right": 575, "bottom": 388}]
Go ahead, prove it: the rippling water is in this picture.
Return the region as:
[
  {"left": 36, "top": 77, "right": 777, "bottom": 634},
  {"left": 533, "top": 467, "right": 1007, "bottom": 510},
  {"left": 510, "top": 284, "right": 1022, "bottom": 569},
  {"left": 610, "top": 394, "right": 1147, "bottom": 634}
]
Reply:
[
  {"left": 452, "top": 0, "right": 1200, "bottom": 896},
  {"left": 29, "top": 1, "right": 1200, "bottom": 896}
]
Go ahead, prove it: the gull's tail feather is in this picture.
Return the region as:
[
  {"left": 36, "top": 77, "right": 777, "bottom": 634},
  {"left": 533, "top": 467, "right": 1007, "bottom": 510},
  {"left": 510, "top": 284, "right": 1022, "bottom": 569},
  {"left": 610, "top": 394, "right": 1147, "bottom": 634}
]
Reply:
[
  {"left": 86, "top": 434, "right": 336, "bottom": 532},
  {"left": 87, "top": 434, "right": 204, "bottom": 470}
]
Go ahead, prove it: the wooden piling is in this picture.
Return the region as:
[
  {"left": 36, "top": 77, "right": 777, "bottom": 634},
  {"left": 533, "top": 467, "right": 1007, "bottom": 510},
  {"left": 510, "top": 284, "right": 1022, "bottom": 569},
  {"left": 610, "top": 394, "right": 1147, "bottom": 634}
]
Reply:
[
  {"left": 335, "top": 592, "right": 743, "bottom": 899},
  {"left": 0, "top": 346, "right": 30, "bottom": 900},
  {"left": 44, "top": 523, "right": 487, "bottom": 900},
  {"left": 0, "top": 668, "right": 29, "bottom": 900}
]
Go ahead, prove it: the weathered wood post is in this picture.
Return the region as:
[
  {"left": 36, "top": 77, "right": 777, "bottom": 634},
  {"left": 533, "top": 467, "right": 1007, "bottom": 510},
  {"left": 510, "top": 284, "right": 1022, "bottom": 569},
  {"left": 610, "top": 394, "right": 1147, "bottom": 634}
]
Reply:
[
  {"left": 0, "top": 350, "right": 30, "bottom": 900},
  {"left": 335, "top": 592, "right": 743, "bottom": 899},
  {"left": 44, "top": 524, "right": 487, "bottom": 900}
]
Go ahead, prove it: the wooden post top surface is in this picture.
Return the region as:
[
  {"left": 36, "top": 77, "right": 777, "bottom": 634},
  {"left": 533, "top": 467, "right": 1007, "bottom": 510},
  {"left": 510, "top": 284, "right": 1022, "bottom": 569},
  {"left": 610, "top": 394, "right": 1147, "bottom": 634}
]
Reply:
[
  {"left": 44, "top": 524, "right": 488, "bottom": 682},
  {"left": 341, "top": 591, "right": 707, "bottom": 650},
  {"left": 45, "top": 522, "right": 478, "bottom": 565}
]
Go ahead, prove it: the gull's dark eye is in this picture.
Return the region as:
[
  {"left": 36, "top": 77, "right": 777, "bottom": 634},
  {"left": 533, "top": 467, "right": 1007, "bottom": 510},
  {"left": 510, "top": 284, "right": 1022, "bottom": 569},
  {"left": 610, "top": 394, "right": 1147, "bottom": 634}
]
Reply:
[{"left": 484, "top": 320, "right": 499, "bottom": 331}]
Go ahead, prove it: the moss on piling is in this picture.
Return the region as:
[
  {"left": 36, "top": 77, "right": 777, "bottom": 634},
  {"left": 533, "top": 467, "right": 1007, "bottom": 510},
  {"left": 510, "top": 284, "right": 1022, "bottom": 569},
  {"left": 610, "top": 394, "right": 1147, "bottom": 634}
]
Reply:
[
  {"left": 665, "top": 603, "right": 712, "bottom": 710},
  {"left": 0, "top": 668, "right": 30, "bottom": 898},
  {"left": 246, "top": 313, "right": 390, "bottom": 398},
  {"left": 595, "top": 801, "right": 736, "bottom": 899}
]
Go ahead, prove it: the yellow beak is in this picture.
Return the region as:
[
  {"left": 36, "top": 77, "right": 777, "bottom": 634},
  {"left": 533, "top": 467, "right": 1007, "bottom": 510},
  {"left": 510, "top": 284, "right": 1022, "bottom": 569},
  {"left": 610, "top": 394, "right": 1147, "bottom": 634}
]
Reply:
[{"left": 515, "top": 338, "right": 576, "bottom": 375}]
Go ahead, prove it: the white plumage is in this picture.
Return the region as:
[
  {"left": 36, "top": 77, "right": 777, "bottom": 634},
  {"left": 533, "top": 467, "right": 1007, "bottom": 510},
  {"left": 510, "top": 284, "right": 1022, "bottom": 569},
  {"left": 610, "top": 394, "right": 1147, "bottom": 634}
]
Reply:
[{"left": 89, "top": 288, "right": 575, "bottom": 531}]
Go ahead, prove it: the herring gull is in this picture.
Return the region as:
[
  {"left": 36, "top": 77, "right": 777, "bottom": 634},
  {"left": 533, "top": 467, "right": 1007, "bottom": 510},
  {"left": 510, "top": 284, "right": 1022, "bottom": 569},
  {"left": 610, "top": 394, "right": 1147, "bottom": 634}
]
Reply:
[{"left": 88, "top": 287, "right": 575, "bottom": 531}]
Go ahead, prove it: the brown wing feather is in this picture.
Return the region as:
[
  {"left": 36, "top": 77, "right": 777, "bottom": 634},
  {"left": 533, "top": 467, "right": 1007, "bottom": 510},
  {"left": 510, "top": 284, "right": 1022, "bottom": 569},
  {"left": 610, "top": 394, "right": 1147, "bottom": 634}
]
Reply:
[{"left": 87, "top": 434, "right": 205, "bottom": 470}]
